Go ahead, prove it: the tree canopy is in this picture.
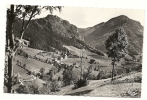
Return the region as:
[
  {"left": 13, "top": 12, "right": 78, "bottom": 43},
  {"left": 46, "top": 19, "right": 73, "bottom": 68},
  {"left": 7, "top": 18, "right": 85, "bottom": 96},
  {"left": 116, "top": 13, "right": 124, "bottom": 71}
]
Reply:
[
  {"left": 105, "top": 27, "right": 128, "bottom": 62},
  {"left": 105, "top": 27, "right": 128, "bottom": 81}
]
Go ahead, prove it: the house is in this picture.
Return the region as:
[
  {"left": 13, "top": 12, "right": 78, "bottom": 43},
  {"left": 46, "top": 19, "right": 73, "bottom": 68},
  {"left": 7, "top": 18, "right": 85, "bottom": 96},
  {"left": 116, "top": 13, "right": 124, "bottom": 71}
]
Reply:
[
  {"left": 65, "top": 54, "right": 68, "bottom": 59},
  {"left": 60, "top": 57, "right": 63, "bottom": 60},
  {"left": 89, "top": 59, "right": 96, "bottom": 64},
  {"left": 62, "top": 53, "right": 68, "bottom": 59},
  {"left": 14, "top": 37, "right": 30, "bottom": 48},
  {"left": 21, "top": 39, "right": 30, "bottom": 48}
]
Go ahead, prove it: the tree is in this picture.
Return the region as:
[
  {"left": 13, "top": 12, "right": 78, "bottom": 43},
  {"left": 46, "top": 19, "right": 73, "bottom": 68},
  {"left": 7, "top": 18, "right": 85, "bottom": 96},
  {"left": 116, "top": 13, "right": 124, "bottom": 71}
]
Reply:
[
  {"left": 6, "top": 5, "right": 62, "bottom": 93},
  {"left": 73, "top": 50, "right": 91, "bottom": 89},
  {"left": 39, "top": 67, "right": 45, "bottom": 77},
  {"left": 83, "top": 65, "right": 92, "bottom": 80},
  {"left": 62, "top": 68, "right": 73, "bottom": 86},
  {"left": 58, "top": 76, "right": 61, "bottom": 81},
  {"left": 23, "top": 63, "right": 26, "bottom": 69},
  {"left": 73, "top": 66, "right": 92, "bottom": 89},
  {"left": 105, "top": 27, "right": 128, "bottom": 82},
  {"left": 79, "top": 49, "right": 84, "bottom": 79},
  {"left": 48, "top": 69, "right": 54, "bottom": 81}
]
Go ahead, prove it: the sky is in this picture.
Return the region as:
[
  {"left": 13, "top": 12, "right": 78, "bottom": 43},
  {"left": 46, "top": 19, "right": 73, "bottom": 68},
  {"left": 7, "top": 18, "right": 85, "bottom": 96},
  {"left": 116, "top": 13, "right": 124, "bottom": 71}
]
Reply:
[{"left": 35, "top": 7, "right": 145, "bottom": 28}]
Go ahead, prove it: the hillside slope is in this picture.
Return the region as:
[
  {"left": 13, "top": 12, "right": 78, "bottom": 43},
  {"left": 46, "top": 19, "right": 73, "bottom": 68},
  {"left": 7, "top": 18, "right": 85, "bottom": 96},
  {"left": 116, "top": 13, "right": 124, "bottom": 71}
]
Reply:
[
  {"left": 13, "top": 15, "right": 104, "bottom": 56},
  {"left": 78, "top": 15, "right": 144, "bottom": 55}
]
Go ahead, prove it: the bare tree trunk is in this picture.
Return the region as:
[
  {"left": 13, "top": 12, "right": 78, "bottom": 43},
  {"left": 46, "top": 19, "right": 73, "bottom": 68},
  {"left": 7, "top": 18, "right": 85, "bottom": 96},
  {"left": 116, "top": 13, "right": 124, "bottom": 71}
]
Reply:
[
  {"left": 80, "top": 51, "right": 83, "bottom": 79},
  {"left": 19, "top": 6, "right": 37, "bottom": 40},
  {"left": 7, "top": 5, "right": 15, "bottom": 93},
  {"left": 7, "top": 57, "right": 13, "bottom": 93},
  {"left": 112, "top": 62, "right": 114, "bottom": 81},
  {"left": 6, "top": 10, "right": 9, "bottom": 47},
  {"left": 111, "top": 59, "right": 115, "bottom": 82}
]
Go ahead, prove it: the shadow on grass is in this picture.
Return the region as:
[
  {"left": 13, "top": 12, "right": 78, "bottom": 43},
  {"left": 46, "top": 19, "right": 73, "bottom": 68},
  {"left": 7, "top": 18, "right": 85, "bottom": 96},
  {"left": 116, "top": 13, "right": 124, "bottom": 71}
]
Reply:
[{"left": 66, "top": 89, "right": 93, "bottom": 96}]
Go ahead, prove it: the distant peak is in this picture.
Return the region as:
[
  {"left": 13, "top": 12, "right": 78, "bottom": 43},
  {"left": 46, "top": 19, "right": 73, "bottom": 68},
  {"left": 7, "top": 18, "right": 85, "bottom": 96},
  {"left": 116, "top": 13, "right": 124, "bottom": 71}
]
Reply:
[
  {"left": 117, "top": 15, "right": 129, "bottom": 18},
  {"left": 105, "top": 15, "right": 130, "bottom": 26},
  {"left": 109, "top": 15, "right": 129, "bottom": 21},
  {"left": 45, "top": 14, "right": 61, "bottom": 19}
]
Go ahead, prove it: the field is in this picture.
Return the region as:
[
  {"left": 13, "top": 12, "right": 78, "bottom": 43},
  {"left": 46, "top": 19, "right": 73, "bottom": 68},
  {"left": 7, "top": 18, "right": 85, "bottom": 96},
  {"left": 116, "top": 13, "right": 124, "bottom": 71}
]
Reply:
[
  {"left": 13, "top": 62, "right": 46, "bottom": 88},
  {"left": 14, "top": 56, "right": 54, "bottom": 72},
  {"left": 13, "top": 63, "right": 31, "bottom": 79},
  {"left": 63, "top": 46, "right": 140, "bottom": 73}
]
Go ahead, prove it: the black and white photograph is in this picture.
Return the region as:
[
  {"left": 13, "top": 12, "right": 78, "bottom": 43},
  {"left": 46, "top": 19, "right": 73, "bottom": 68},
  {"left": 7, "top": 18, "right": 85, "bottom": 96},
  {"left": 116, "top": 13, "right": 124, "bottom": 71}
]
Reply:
[{"left": 2, "top": 1, "right": 146, "bottom": 98}]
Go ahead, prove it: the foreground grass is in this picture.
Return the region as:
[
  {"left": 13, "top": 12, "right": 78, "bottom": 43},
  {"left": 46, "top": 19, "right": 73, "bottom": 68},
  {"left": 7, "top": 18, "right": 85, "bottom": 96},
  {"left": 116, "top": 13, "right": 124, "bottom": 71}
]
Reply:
[
  {"left": 86, "top": 83, "right": 141, "bottom": 97},
  {"left": 52, "top": 72, "right": 141, "bottom": 98}
]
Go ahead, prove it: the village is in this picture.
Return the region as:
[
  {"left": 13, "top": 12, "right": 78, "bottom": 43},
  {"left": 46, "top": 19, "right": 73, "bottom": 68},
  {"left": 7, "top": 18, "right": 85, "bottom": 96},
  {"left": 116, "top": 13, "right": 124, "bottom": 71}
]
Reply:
[{"left": 3, "top": 38, "right": 95, "bottom": 92}]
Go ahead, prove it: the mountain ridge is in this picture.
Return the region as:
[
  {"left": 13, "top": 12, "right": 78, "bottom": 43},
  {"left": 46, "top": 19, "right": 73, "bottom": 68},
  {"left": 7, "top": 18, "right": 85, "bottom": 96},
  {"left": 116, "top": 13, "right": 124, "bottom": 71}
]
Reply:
[
  {"left": 79, "top": 15, "right": 143, "bottom": 55},
  {"left": 13, "top": 14, "right": 143, "bottom": 56},
  {"left": 13, "top": 14, "right": 105, "bottom": 56}
]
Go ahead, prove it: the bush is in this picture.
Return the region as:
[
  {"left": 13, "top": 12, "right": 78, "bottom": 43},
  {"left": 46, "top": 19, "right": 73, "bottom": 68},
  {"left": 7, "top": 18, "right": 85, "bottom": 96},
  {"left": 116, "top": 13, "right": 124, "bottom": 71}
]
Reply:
[
  {"left": 58, "top": 76, "right": 61, "bottom": 81},
  {"left": 50, "top": 81, "right": 61, "bottom": 92},
  {"left": 39, "top": 81, "right": 61, "bottom": 94},
  {"left": 42, "top": 75, "right": 50, "bottom": 81},
  {"left": 16, "top": 60, "right": 19, "bottom": 65},
  {"left": 39, "top": 67, "right": 45, "bottom": 78},
  {"left": 16, "top": 85, "right": 29, "bottom": 94},
  {"left": 12, "top": 76, "right": 19, "bottom": 85},
  {"left": 105, "top": 73, "right": 112, "bottom": 79},
  {"left": 134, "top": 76, "right": 142, "bottom": 83},
  {"left": 73, "top": 66, "right": 92, "bottom": 89},
  {"left": 73, "top": 78, "right": 88, "bottom": 89},
  {"left": 97, "top": 73, "right": 102, "bottom": 80},
  {"left": 28, "top": 85, "right": 40, "bottom": 94},
  {"left": 62, "top": 66, "right": 78, "bottom": 86},
  {"left": 89, "top": 59, "right": 95, "bottom": 64},
  {"left": 47, "top": 69, "right": 54, "bottom": 81},
  {"left": 97, "top": 71, "right": 104, "bottom": 80},
  {"left": 125, "top": 68, "right": 131, "bottom": 73},
  {"left": 117, "top": 69, "right": 125, "bottom": 75},
  {"left": 100, "top": 75, "right": 108, "bottom": 79},
  {"left": 25, "top": 53, "right": 29, "bottom": 59},
  {"left": 23, "top": 64, "right": 26, "bottom": 69},
  {"left": 62, "top": 69, "right": 73, "bottom": 86},
  {"left": 135, "top": 64, "right": 142, "bottom": 72},
  {"left": 88, "top": 74, "right": 96, "bottom": 80},
  {"left": 3, "top": 85, "right": 7, "bottom": 93},
  {"left": 27, "top": 70, "right": 32, "bottom": 75}
]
